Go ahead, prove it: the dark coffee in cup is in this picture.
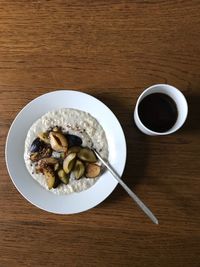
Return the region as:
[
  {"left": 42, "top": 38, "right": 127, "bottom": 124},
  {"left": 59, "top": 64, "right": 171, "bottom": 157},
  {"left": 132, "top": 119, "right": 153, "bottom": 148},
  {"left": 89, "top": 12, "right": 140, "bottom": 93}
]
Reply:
[
  {"left": 134, "top": 84, "right": 188, "bottom": 136},
  {"left": 138, "top": 93, "right": 178, "bottom": 133}
]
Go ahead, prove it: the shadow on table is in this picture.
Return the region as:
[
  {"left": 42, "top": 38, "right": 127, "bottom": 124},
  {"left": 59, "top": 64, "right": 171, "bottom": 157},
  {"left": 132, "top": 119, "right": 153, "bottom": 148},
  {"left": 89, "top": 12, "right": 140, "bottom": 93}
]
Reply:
[
  {"left": 157, "top": 93, "right": 200, "bottom": 218},
  {"left": 93, "top": 93, "right": 149, "bottom": 207},
  {"left": 181, "top": 94, "right": 200, "bottom": 132}
]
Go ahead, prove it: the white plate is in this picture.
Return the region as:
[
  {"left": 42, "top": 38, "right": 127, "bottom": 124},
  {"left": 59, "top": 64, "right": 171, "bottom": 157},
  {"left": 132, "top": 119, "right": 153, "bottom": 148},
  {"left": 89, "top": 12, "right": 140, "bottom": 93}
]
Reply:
[{"left": 5, "top": 90, "right": 127, "bottom": 214}]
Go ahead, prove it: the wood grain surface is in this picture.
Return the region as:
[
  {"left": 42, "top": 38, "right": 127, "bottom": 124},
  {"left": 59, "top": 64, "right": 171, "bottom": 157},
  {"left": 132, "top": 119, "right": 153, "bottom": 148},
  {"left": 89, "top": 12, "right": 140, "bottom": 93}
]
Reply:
[{"left": 0, "top": 1, "right": 200, "bottom": 266}]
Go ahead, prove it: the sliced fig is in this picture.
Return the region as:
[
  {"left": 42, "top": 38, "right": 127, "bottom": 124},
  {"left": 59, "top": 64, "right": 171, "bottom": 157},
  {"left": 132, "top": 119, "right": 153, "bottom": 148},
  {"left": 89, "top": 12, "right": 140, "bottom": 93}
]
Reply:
[
  {"left": 73, "top": 160, "right": 85, "bottom": 179},
  {"left": 57, "top": 169, "right": 69, "bottom": 184},
  {"left": 49, "top": 132, "right": 68, "bottom": 152},
  {"left": 30, "top": 152, "right": 39, "bottom": 162},
  {"left": 63, "top": 152, "right": 76, "bottom": 174},
  {"left": 53, "top": 176, "right": 61, "bottom": 188},
  {"left": 38, "top": 157, "right": 58, "bottom": 167},
  {"left": 68, "top": 146, "right": 82, "bottom": 155},
  {"left": 77, "top": 148, "right": 97, "bottom": 163},
  {"left": 41, "top": 147, "right": 52, "bottom": 157},
  {"left": 43, "top": 167, "right": 56, "bottom": 189},
  {"left": 85, "top": 163, "right": 101, "bottom": 178},
  {"left": 30, "top": 147, "right": 52, "bottom": 162},
  {"left": 66, "top": 134, "right": 82, "bottom": 147},
  {"left": 38, "top": 132, "right": 50, "bottom": 144},
  {"left": 30, "top": 137, "right": 45, "bottom": 153}
]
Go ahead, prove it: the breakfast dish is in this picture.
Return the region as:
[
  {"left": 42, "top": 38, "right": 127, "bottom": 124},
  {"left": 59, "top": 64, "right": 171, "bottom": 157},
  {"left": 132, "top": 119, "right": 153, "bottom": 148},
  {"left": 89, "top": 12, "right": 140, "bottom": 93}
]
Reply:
[
  {"left": 6, "top": 90, "right": 126, "bottom": 214},
  {"left": 24, "top": 108, "right": 108, "bottom": 195}
]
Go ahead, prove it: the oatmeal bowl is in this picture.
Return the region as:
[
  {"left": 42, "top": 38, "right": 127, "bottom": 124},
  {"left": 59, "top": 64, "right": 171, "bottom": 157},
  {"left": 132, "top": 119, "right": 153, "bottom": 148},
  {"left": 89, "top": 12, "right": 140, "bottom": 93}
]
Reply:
[{"left": 5, "top": 90, "right": 127, "bottom": 214}]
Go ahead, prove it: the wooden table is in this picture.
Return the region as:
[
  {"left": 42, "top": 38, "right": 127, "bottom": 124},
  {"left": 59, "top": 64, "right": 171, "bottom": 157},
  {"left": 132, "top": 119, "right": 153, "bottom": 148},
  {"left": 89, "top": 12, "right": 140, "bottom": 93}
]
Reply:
[{"left": 0, "top": 1, "right": 200, "bottom": 266}]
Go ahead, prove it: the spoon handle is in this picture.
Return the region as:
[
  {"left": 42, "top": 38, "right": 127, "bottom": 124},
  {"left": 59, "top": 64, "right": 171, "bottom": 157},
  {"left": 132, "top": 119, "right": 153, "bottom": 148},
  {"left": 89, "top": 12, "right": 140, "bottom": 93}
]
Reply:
[{"left": 94, "top": 150, "right": 159, "bottom": 225}]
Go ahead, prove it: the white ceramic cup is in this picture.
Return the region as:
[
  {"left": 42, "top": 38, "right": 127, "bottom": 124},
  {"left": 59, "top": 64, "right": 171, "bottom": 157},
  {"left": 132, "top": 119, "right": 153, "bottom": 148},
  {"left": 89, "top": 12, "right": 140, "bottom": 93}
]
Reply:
[{"left": 134, "top": 84, "right": 188, "bottom": 136}]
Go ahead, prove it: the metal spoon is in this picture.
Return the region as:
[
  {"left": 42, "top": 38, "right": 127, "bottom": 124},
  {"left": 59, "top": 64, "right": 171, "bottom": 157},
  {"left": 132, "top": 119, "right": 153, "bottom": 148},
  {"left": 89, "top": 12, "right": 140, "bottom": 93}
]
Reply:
[{"left": 94, "top": 150, "right": 159, "bottom": 225}]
